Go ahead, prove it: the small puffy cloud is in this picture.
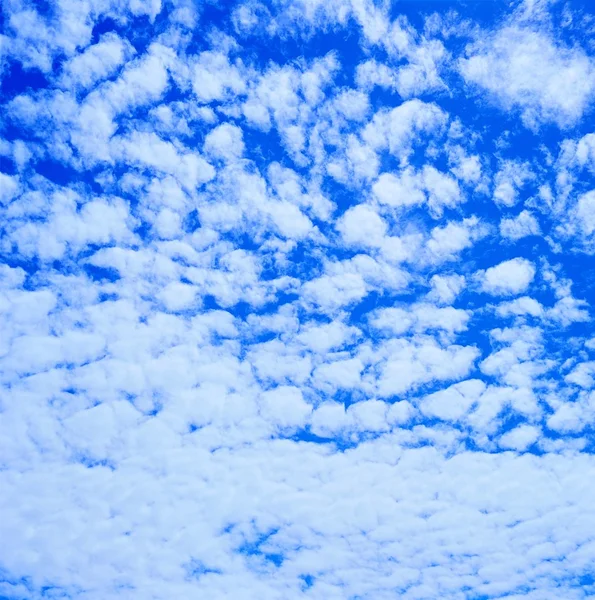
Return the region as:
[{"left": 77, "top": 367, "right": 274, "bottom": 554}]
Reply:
[
  {"left": 573, "top": 133, "right": 595, "bottom": 171},
  {"left": 372, "top": 166, "right": 462, "bottom": 217},
  {"left": 500, "top": 210, "right": 540, "bottom": 241},
  {"left": 204, "top": 123, "right": 245, "bottom": 160},
  {"left": 153, "top": 208, "right": 182, "bottom": 239},
  {"left": 333, "top": 89, "right": 370, "bottom": 121},
  {"left": 266, "top": 200, "right": 313, "bottom": 239},
  {"left": 347, "top": 400, "right": 389, "bottom": 432},
  {"left": 576, "top": 190, "right": 595, "bottom": 236},
  {"left": 302, "top": 272, "right": 368, "bottom": 313},
  {"left": 356, "top": 59, "right": 397, "bottom": 91},
  {"left": 370, "top": 304, "right": 470, "bottom": 337},
  {"left": 0, "top": 173, "right": 20, "bottom": 204},
  {"left": 547, "top": 296, "right": 589, "bottom": 326},
  {"left": 450, "top": 151, "right": 482, "bottom": 185},
  {"left": 372, "top": 168, "right": 425, "bottom": 209},
  {"left": 312, "top": 358, "right": 364, "bottom": 392},
  {"left": 336, "top": 204, "right": 387, "bottom": 247},
  {"left": 259, "top": 385, "right": 312, "bottom": 429},
  {"left": 565, "top": 362, "right": 595, "bottom": 388},
  {"left": 158, "top": 282, "right": 198, "bottom": 311},
  {"left": 248, "top": 340, "right": 312, "bottom": 384},
  {"left": 499, "top": 424, "right": 540, "bottom": 451},
  {"left": 380, "top": 233, "right": 422, "bottom": 264},
  {"left": 376, "top": 339, "right": 479, "bottom": 397},
  {"left": 77, "top": 45, "right": 172, "bottom": 148},
  {"left": 492, "top": 161, "right": 533, "bottom": 207},
  {"left": 394, "top": 39, "right": 448, "bottom": 98},
  {"left": 427, "top": 273, "right": 466, "bottom": 305},
  {"left": 296, "top": 320, "right": 360, "bottom": 354},
  {"left": 547, "top": 402, "right": 585, "bottom": 433},
  {"left": 496, "top": 296, "right": 544, "bottom": 318},
  {"left": 112, "top": 131, "right": 215, "bottom": 189},
  {"left": 460, "top": 26, "right": 595, "bottom": 128},
  {"left": 426, "top": 217, "right": 485, "bottom": 263},
  {"left": 302, "top": 256, "right": 408, "bottom": 313},
  {"left": 310, "top": 401, "right": 347, "bottom": 437},
  {"left": 386, "top": 400, "right": 415, "bottom": 426},
  {"left": 480, "top": 258, "right": 536, "bottom": 296},
  {"left": 59, "top": 33, "right": 134, "bottom": 90},
  {"left": 10, "top": 194, "right": 136, "bottom": 261},
  {"left": 362, "top": 99, "right": 448, "bottom": 163},
  {"left": 420, "top": 379, "right": 486, "bottom": 421},
  {"left": 193, "top": 51, "right": 246, "bottom": 103},
  {"left": 422, "top": 166, "right": 462, "bottom": 216}
]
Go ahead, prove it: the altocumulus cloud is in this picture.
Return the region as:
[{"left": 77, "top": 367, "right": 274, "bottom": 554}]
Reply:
[{"left": 1, "top": 0, "right": 595, "bottom": 599}]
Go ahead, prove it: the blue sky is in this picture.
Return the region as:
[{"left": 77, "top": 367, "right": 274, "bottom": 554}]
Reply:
[{"left": 1, "top": 0, "right": 595, "bottom": 598}]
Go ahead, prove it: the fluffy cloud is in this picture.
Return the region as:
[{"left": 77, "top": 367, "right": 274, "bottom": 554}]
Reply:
[
  {"left": 460, "top": 26, "right": 595, "bottom": 128},
  {"left": 480, "top": 258, "right": 536, "bottom": 296},
  {"left": 59, "top": 33, "right": 135, "bottom": 90},
  {"left": 576, "top": 190, "right": 595, "bottom": 237},
  {"left": 204, "top": 123, "right": 246, "bottom": 161},
  {"left": 336, "top": 204, "right": 387, "bottom": 247},
  {"left": 500, "top": 210, "right": 541, "bottom": 241}
]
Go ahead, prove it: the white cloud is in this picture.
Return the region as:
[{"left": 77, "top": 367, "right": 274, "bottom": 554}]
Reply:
[
  {"left": 492, "top": 160, "right": 534, "bottom": 207},
  {"left": 336, "top": 204, "right": 387, "bottom": 247},
  {"left": 460, "top": 26, "right": 595, "bottom": 128},
  {"left": 333, "top": 89, "right": 370, "bottom": 122},
  {"left": 112, "top": 132, "right": 215, "bottom": 189},
  {"left": 370, "top": 303, "right": 470, "bottom": 337},
  {"left": 296, "top": 320, "right": 360, "bottom": 354},
  {"left": 422, "top": 165, "right": 463, "bottom": 215},
  {"left": 376, "top": 338, "right": 479, "bottom": 397},
  {"left": 310, "top": 401, "right": 347, "bottom": 437},
  {"left": 302, "top": 255, "right": 408, "bottom": 313},
  {"left": 347, "top": 399, "right": 389, "bottom": 432},
  {"left": 312, "top": 357, "right": 364, "bottom": 392},
  {"left": 193, "top": 51, "right": 246, "bottom": 103},
  {"left": 496, "top": 296, "right": 544, "bottom": 318},
  {"left": 449, "top": 150, "right": 482, "bottom": 185},
  {"left": 547, "top": 402, "right": 585, "bottom": 433},
  {"left": 480, "top": 258, "right": 536, "bottom": 296},
  {"left": 158, "top": 282, "right": 198, "bottom": 311},
  {"left": 259, "top": 385, "right": 312, "bottom": 428},
  {"left": 71, "top": 45, "right": 173, "bottom": 162},
  {"left": 362, "top": 99, "right": 448, "bottom": 164},
  {"left": 421, "top": 379, "right": 486, "bottom": 421},
  {"left": 204, "top": 123, "right": 245, "bottom": 161},
  {"left": 565, "top": 362, "right": 595, "bottom": 389},
  {"left": 9, "top": 193, "right": 136, "bottom": 261},
  {"left": 499, "top": 424, "right": 540, "bottom": 451},
  {"left": 576, "top": 190, "right": 595, "bottom": 236},
  {"left": 427, "top": 273, "right": 466, "bottom": 305},
  {"left": 426, "top": 217, "right": 485, "bottom": 263},
  {"left": 372, "top": 164, "right": 470, "bottom": 217},
  {"left": 372, "top": 167, "right": 425, "bottom": 209},
  {"left": 59, "top": 33, "right": 134, "bottom": 90},
  {"left": 0, "top": 173, "right": 20, "bottom": 204},
  {"left": 500, "top": 210, "right": 541, "bottom": 241},
  {"left": 356, "top": 59, "right": 397, "bottom": 91}
]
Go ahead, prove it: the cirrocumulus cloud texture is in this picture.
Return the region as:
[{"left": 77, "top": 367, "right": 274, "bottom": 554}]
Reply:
[{"left": 1, "top": 0, "right": 595, "bottom": 599}]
